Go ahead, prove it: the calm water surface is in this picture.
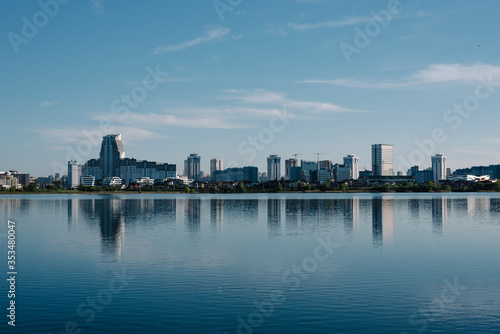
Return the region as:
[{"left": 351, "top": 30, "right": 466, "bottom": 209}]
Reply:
[{"left": 1, "top": 193, "right": 500, "bottom": 333}]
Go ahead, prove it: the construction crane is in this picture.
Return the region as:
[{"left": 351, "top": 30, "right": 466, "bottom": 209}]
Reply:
[
  {"left": 314, "top": 153, "right": 329, "bottom": 163},
  {"left": 292, "top": 153, "right": 305, "bottom": 160}
]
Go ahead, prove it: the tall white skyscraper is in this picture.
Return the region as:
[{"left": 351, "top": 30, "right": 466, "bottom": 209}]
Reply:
[
  {"left": 432, "top": 154, "right": 447, "bottom": 182},
  {"left": 210, "top": 158, "right": 223, "bottom": 176},
  {"left": 184, "top": 153, "right": 201, "bottom": 181},
  {"left": 343, "top": 155, "right": 359, "bottom": 180},
  {"left": 267, "top": 155, "right": 281, "bottom": 181},
  {"left": 372, "top": 144, "right": 394, "bottom": 176},
  {"left": 100, "top": 134, "right": 125, "bottom": 178},
  {"left": 67, "top": 160, "right": 82, "bottom": 189}
]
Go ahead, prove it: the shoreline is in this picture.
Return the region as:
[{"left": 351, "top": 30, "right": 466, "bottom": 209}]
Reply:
[{"left": 1, "top": 190, "right": 498, "bottom": 196}]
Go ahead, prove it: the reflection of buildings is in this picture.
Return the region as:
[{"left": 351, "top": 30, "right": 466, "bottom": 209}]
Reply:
[
  {"left": 267, "top": 199, "right": 281, "bottom": 236},
  {"left": 94, "top": 199, "right": 126, "bottom": 257},
  {"left": 432, "top": 197, "right": 448, "bottom": 235},
  {"left": 185, "top": 199, "right": 201, "bottom": 236},
  {"left": 77, "top": 198, "right": 177, "bottom": 256},
  {"left": 343, "top": 197, "right": 359, "bottom": 234},
  {"left": 372, "top": 198, "right": 394, "bottom": 247},
  {"left": 68, "top": 198, "right": 79, "bottom": 230},
  {"left": 285, "top": 200, "right": 300, "bottom": 234},
  {"left": 467, "top": 197, "right": 490, "bottom": 216},
  {"left": 210, "top": 199, "right": 224, "bottom": 232},
  {"left": 408, "top": 199, "right": 420, "bottom": 219}
]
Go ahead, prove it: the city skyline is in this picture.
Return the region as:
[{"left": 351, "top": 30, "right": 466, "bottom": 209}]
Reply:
[{"left": 2, "top": 1, "right": 500, "bottom": 176}]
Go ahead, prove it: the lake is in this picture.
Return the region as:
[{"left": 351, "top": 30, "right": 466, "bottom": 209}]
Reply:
[{"left": 1, "top": 193, "right": 499, "bottom": 333}]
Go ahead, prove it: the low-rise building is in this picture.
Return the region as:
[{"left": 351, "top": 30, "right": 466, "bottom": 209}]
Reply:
[
  {"left": 103, "top": 177, "right": 123, "bottom": 188},
  {"left": 80, "top": 175, "right": 96, "bottom": 187}
]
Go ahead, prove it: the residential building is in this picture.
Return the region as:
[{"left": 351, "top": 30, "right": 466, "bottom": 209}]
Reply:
[
  {"left": 0, "top": 173, "right": 18, "bottom": 189},
  {"left": 318, "top": 160, "right": 332, "bottom": 170},
  {"left": 285, "top": 158, "right": 299, "bottom": 180},
  {"left": 103, "top": 177, "right": 123, "bottom": 188},
  {"left": 210, "top": 158, "right": 223, "bottom": 179},
  {"left": 68, "top": 161, "right": 82, "bottom": 189},
  {"left": 267, "top": 154, "right": 281, "bottom": 181},
  {"left": 80, "top": 175, "right": 96, "bottom": 187},
  {"left": 212, "top": 167, "right": 258, "bottom": 182},
  {"left": 372, "top": 144, "right": 394, "bottom": 176},
  {"left": 12, "top": 173, "right": 30, "bottom": 187},
  {"left": 82, "top": 135, "right": 176, "bottom": 185},
  {"left": 184, "top": 153, "right": 201, "bottom": 181},
  {"left": 300, "top": 161, "right": 318, "bottom": 183},
  {"left": 334, "top": 164, "right": 352, "bottom": 182},
  {"left": 100, "top": 134, "right": 125, "bottom": 178},
  {"left": 432, "top": 154, "right": 447, "bottom": 182},
  {"left": 343, "top": 155, "right": 359, "bottom": 180}
]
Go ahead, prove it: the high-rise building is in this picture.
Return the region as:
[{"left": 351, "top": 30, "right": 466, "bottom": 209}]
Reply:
[
  {"left": 343, "top": 155, "right": 359, "bottom": 180},
  {"left": 267, "top": 155, "right": 281, "bottom": 181},
  {"left": 372, "top": 144, "right": 394, "bottom": 176},
  {"left": 284, "top": 158, "right": 299, "bottom": 180},
  {"left": 300, "top": 161, "right": 318, "bottom": 183},
  {"left": 185, "top": 153, "right": 201, "bottom": 181},
  {"left": 318, "top": 160, "right": 332, "bottom": 170},
  {"left": 432, "top": 154, "right": 447, "bottom": 182},
  {"left": 100, "top": 134, "right": 125, "bottom": 178},
  {"left": 68, "top": 160, "right": 82, "bottom": 189},
  {"left": 212, "top": 167, "right": 258, "bottom": 182},
  {"left": 210, "top": 158, "right": 223, "bottom": 178}
]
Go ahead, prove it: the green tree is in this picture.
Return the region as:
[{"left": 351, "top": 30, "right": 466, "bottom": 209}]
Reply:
[
  {"left": 27, "top": 183, "right": 37, "bottom": 192},
  {"left": 277, "top": 183, "right": 283, "bottom": 192},
  {"left": 237, "top": 181, "right": 246, "bottom": 193}
]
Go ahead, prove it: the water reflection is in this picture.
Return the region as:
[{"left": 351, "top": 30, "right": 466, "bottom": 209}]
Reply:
[
  {"left": 185, "top": 198, "right": 201, "bottom": 238},
  {"left": 210, "top": 199, "right": 224, "bottom": 232},
  {"left": 343, "top": 197, "right": 359, "bottom": 235},
  {"left": 372, "top": 198, "right": 394, "bottom": 248},
  {"left": 432, "top": 197, "right": 448, "bottom": 235},
  {"left": 38, "top": 195, "right": 500, "bottom": 256},
  {"left": 268, "top": 198, "right": 281, "bottom": 237}
]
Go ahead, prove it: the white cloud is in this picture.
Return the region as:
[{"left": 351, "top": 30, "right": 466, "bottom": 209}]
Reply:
[
  {"left": 287, "top": 16, "right": 374, "bottom": 31},
  {"left": 40, "top": 100, "right": 60, "bottom": 107},
  {"left": 34, "top": 126, "right": 162, "bottom": 145},
  {"left": 96, "top": 112, "right": 249, "bottom": 130},
  {"left": 91, "top": 0, "right": 104, "bottom": 14},
  {"left": 223, "top": 89, "right": 367, "bottom": 113},
  {"left": 154, "top": 26, "right": 231, "bottom": 54},
  {"left": 301, "top": 63, "right": 500, "bottom": 89}
]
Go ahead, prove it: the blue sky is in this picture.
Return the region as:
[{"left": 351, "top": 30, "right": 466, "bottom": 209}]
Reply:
[{"left": 2, "top": 0, "right": 500, "bottom": 176}]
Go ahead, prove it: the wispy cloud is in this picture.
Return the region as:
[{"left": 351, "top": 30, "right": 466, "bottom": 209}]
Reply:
[
  {"left": 301, "top": 63, "right": 500, "bottom": 89},
  {"left": 96, "top": 112, "right": 248, "bottom": 129},
  {"left": 287, "top": 16, "right": 374, "bottom": 31},
  {"left": 40, "top": 100, "right": 60, "bottom": 107},
  {"left": 154, "top": 26, "right": 231, "bottom": 54},
  {"left": 223, "top": 89, "right": 368, "bottom": 113},
  {"left": 91, "top": 0, "right": 104, "bottom": 14},
  {"left": 34, "top": 126, "right": 162, "bottom": 146}
]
